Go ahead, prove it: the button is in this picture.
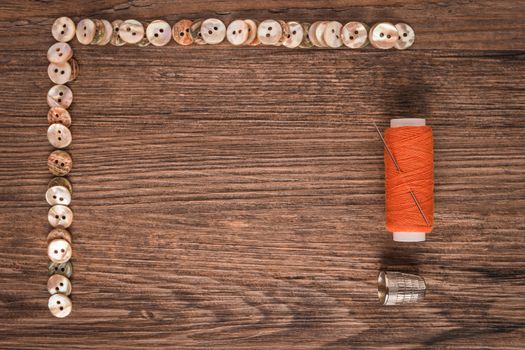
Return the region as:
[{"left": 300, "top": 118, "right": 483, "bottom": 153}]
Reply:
[
  {"left": 48, "top": 176, "right": 73, "bottom": 194},
  {"left": 308, "top": 22, "right": 321, "bottom": 47},
  {"left": 47, "top": 238, "right": 72, "bottom": 263},
  {"left": 48, "top": 205, "right": 73, "bottom": 229},
  {"left": 47, "top": 123, "right": 72, "bottom": 149},
  {"left": 201, "top": 18, "right": 226, "bottom": 44},
  {"left": 394, "top": 23, "right": 415, "bottom": 50},
  {"left": 47, "top": 227, "right": 72, "bottom": 244},
  {"left": 47, "top": 85, "right": 73, "bottom": 109},
  {"left": 243, "top": 19, "right": 259, "bottom": 46},
  {"left": 324, "top": 21, "right": 343, "bottom": 48},
  {"left": 48, "top": 150, "right": 73, "bottom": 176},
  {"left": 110, "top": 20, "right": 126, "bottom": 46},
  {"left": 315, "top": 21, "right": 328, "bottom": 47},
  {"left": 90, "top": 19, "right": 106, "bottom": 45},
  {"left": 48, "top": 294, "right": 72, "bottom": 318},
  {"left": 172, "top": 19, "right": 194, "bottom": 46},
  {"left": 47, "top": 42, "right": 73, "bottom": 64},
  {"left": 48, "top": 107, "right": 71, "bottom": 127},
  {"left": 227, "top": 19, "right": 249, "bottom": 46},
  {"left": 47, "top": 61, "right": 74, "bottom": 85},
  {"left": 46, "top": 183, "right": 71, "bottom": 206},
  {"left": 76, "top": 18, "right": 96, "bottom": 45},
  {"left": 48, "top": 261, "right": 73, "bottom": 278},
  {"left": 369, "top": 22, "right": 398, "bottom": 49},
  {"left": 342, "top": 22, "right": 369, "bottom": 49},
  {"left": 257, "top": 19, "right": 282, "bottom": 46},
  {"left": 277, "top": 20, "right": 289, "bottom": 46},
  {"left": 282, "top": 21, "right": 303, "bottom": 48},
  {"left": 52, "top": 17, "right": 76, "bottom": 42},
  {"left": 137, "top": 25, "right": 151, "bottom": 47},
  {"left": 189, "top": 19, "right": 206, "bottom": 45},
  {"left": 47, "top": 274, "right": 72, "bottom": 296},
  {"left": 97, "top": 19, "right": 113, "bottom": 46},
  {"left": 299, "top": 23, "right": 313, "bottom": 48},
  {"left": 119, "top": 20, "right": 145, "bottom": 44},
  {"left": 146, "top": 20, "right": 171, "bottom": 46}
]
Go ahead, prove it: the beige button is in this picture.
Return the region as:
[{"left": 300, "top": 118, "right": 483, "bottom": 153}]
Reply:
[
  {"left": 47, "top": 238, "right": 72, "bottom": 263},
  {"left": 323, "top": 21, "right": 343, "bottom": 48},
  {"left": 52, "top": 17, "right": 76, "bottom": 43},
  {"left": 48, "top": 294, "right": 72, "bottom": 318},
  {"left": 47, "top": 85, "right": 73, "bottom": 109},
  {"left": 48, "top": 176, "right": 72, "bottom": 194},
  {"left": 201, "top": 18, "right": 226, "bottom": 44},
  {"left": 308, "top": 22, "right": 321, "bottom": 47},
  {"left": 49, "top": 261, "right": 73, "bottom": 278},
  {"left": 90, "top": 19, "right": 106, "bottom": 45},
  {"left": 282, "top": 21, "right": 303, "bottom": 48},
  {"left": 47, "top": 42, "right": 73, "bottom": 64},
  {"left": 315, "top": 21, "right": 328, "bottom": 47},
  {"left": 48, "top": 205, "right": 73, "bottom": 229},
  {"left": 189, "top": 19, "right": 205, "bottom": 45},
  {"left": 257, "top": 19, "right": 282, "bottom": 46},
  {"left": 299, "top": 23, "right": 313, "bottom": 48},
  {"left": 146, "top": 20, "right": 171, "bottom": 46},
  {"left": 48, "top": 150, "right": 73, "bottom": 176},
  {"left": 243, "top": 19, "right": 259, "bottom": 46},
  {"left": 48, "top": 61, "right": 73, "bottom": 85},
  {"left": 97, "top": 19, "right": 113, "bottom": 46},
  {"left": 342, "top": 22, "right": 369, "bottom": 49},
  {"left": 110, "top": 20, "right": 126, "bottom": 46},
  {"left": 227, "top": 20, "right": 249, "bottom": 46},
  {"left": 48, "top": 107, "right": 71, "bottom": 127},
  {"left": 119, "top": 19, "right": 144, "bottom": 44},
  {"left": 137, "top": 24, "right": 151, "bottom": 47},
  {"left": 47, "top": 274, "right": 72, "bottom": 296},
  {"left": 47, "top": 227, "right": 72, "bottom": 244},
  {"left": 47, "top": 123, "right": 72, "bottom": 149},
  {"left": 46, "top": 184, "right": 71, "bottom": 206},
  {"left": 395, "top": 23, "right": 415, "bottom": 50},
  {"left": 172, "top": 19, "right": 193, "bottom": 46},
  {"left": 76, "top": 18, "right": 96, "bottom": 45},
  {"left": 369, "top": 22, "right": 399, "bottom": 49}
]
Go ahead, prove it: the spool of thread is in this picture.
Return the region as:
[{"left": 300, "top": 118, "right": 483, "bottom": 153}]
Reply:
[{"left": 384, "top": 118, "right": 434, "bottom": 242}]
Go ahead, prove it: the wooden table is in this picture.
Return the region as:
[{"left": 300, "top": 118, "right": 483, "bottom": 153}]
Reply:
[{"left": 0, "top": 1, "right": 524, "bottom": 348}]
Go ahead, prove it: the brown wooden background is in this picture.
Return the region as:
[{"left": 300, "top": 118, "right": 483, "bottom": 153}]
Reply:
[{"left": 0, "top": 1, "right": 524, "bottom": 349}]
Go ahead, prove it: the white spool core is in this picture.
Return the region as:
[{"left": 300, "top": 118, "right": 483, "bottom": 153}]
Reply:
[{"left": 390, "top": 118, "right": 426, "bottom": 243}]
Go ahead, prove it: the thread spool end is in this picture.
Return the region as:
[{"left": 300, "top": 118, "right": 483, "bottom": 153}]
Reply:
[{"left": 393, "top": 232, "right": 426, "bottom": 242}]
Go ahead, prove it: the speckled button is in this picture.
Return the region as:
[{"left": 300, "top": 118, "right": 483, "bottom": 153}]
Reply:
[
  {"left": 257, "top": 19, "right": 282, "bottom": 46},
  {"left": 394, "top": 23, "right": 415, "bottom": 50},
  {"left": 48, "top": 107, "right": 71, "bottom": 127},
  {"left": 110, "top": 20, "right": 126, "bottom": 46},
  {"left": 47, "top": 85, "right": 73, "bottom": 109},
  {"left": 369, "top": 22, "right": 399, "bottom": 49},
  {"left": 146, "top": 20, "right": 171, "bottom": 46},
  {"left": 90, "top": 19, "right": 106, "bottom": 45},
  {"left": 47, "top": 42, "right": 73, "bottom": 64},
  {"left": 201, "top": 18, "right": 226, "bottom": 44},
  {"left": 48, "top": 294, "right": 72, "bottom": 318},
  {"left": 282, "top": 21, "right": 303, "bottom": 48},
  {"left": 189, "top": 19, "right": 205, "bottom": 45},
  {"left": 97, "top": 19, "right": 113, "bottom": 46},
  {"left": 119, "top": 19, "right": 145, "bottom": 44},
  {"left": 46, "top": 183, "right": 72, "bottom": 206},
  {"left": 243, "top": 19, "right": 259, "bottom": 45},
  {"left": 324, "top": 21, "right": 343, "bottom": 48},
  {"left": 48, "top": 205, "right": 73, "bottom": 229},
  {"left": 342, "top": 22, "right": 369, "bottom": 49},
  {"left": 48, "top": 176, "right": 72, "bottom": 194},
  {"left": 227, "top": 19, "right": 249, "bottom": 46},
  {"left": 48, "top": 150, "right": 73, "bottom": 176},
  {"left": 52, "top": 17, "right": 76, "bottom": 43},
  {"left": 48, "top": 261, "right": 73, "bottom": 278},
  {"left": 172, "top": 19, "right": 193, "bottom": 46},
  {"left": 299, "top": 23, "right": 313, "bottom": 48},
  {"left": 47, "top": 227, "right": 72, "bottom": 244},
  {"left": 47, "top": 238, "right": 72, "bottom": 263},
  {"left": 47, "top": 274, "right": 72, "bottom": 296},
  {"left": 76, "top": 18, "right": 96, "bottom": 45}
]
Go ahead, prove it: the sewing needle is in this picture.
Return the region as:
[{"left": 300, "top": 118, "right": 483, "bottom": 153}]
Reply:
[{"left": 373, "top": 122, "right": 431, "bottom": 227}]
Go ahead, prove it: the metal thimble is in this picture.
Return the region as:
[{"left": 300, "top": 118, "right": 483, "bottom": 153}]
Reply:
[{"left": 378, "top": 271, "right": 426, "bottom": 305}]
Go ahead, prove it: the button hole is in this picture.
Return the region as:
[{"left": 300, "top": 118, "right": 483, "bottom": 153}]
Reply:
[
  {"left": 160, "top": 28, "right": 164, "bottom": 33},
  {"left": 213, "top": 26, "right": 218, "bottom": 30},
  {"left": 59, "top": 92, "right": 64, "bottom": 96},
  {"left": 179, "top": 32, "right": 184, "bottom": 37},
  {"left": 61, "top": 163, "right": 64, "bottom": 166},
  {"left": 60, "top": 282, "right": 64, "bottom": 286},
  {"left": 57, "top": 301, "right": 61, "bottom": 304},
  {"left": 60, "top": 306, "right": 64, "bottom": 310},
  {"left": 55, "top": 287, "right": 59, "bottom": 291},
  {"left": 208, "top": 30, "right": 212, "bottom": 35},
  {"left": 380, "top": 32, "right": 384, "bottom": 37},
  {"left": 61, "top": 216, "right": 66, "bottom": 220}
]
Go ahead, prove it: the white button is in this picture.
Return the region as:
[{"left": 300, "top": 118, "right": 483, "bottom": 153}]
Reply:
[
  {"left": 48, "top": 294, "right": 72, "bottom": 318},
  {"left": 76, "top": 18, "right": 96, "bottom": 45},
  {"left": 369, "top": 22, "right": 399, "bottom": 49},
  {"left": 47, "top": 238, "right": 72, "bottom": 263},
  {"left": 394, "top": 23, "right": 415, "bottom": 50},
  {"left": 147, "top": 20, "right": 172, "bottom": 46},
  {"left": 47, "top": 274, "right": 72, "bottom": 296},
  {"left": 227, "top": 19, "right": 249, "bottom": 46},
  {"left": 243, "top": 19, "right": 259, "bottom": 45},
  {"left": 257, "top": 19, "right": 282, "bottom": 45},
  {"left": 119, "top": 20, "right": 145, "bottom": 44},
  {"left": 47, "top": 42, "right": 73, "bottom": 64},
  {"left": 201, "top": 18, "right": 226, "bottom": 44},
  {"left": 52, "top": 17, "right": 76, "bottom": 42},
  {"left": 47, "top": 85, "right": 73, "bottom": 109},
  {"left": 282, "top": 21, "right": 303, "bottom": 48},
  {"left": 342, "top": 22, "right": 369, "bottom": 49},
  {"left": 323, "top": 21, "right": 343, "bottom": 48},
  {"left": 97, "top": 19, "right": 113, "bottom": 46},
  {"left": 48, "top": 205, "right": 73, "bottom": 228}
]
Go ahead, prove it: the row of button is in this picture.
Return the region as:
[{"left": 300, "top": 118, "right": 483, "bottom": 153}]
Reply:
[
  {"left": 46, "top": 27, "right": 76, "bottom": 318},
  {"left": 52, "top": 17, "right": 415, "bottom": 50}
]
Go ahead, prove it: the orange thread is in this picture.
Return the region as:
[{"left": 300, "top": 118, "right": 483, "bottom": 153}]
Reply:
[{"left": 384, "top": 126, "right": 434, "bottom": 233}]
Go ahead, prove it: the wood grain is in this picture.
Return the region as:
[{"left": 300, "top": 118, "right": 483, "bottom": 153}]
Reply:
[{"left": 0, "top": 0, "right": 524, "bottom": 349}]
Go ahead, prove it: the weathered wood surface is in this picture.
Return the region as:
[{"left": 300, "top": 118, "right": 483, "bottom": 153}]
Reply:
[{"left": 0, "top": 1, "right": 524, "bottom": 349}]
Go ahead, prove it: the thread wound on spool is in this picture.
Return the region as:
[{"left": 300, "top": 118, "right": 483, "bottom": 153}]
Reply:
[{"left": 384, "top": 126, "right": 434, "bottom": 233}]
